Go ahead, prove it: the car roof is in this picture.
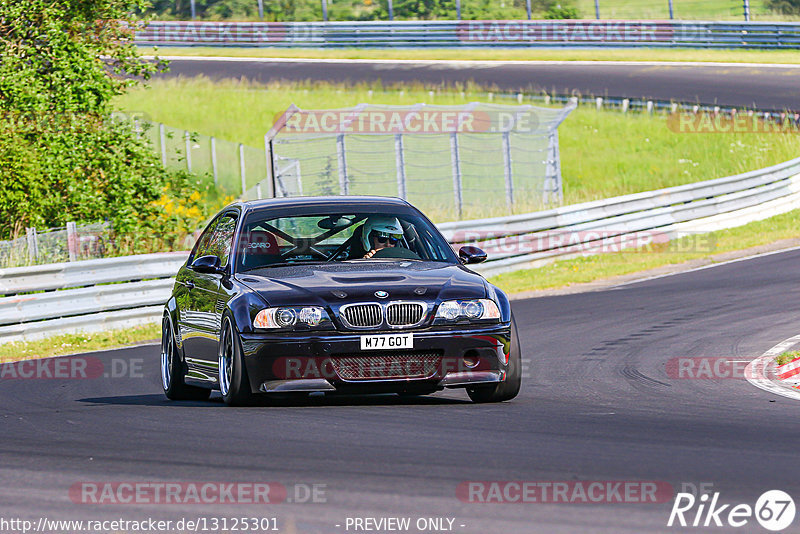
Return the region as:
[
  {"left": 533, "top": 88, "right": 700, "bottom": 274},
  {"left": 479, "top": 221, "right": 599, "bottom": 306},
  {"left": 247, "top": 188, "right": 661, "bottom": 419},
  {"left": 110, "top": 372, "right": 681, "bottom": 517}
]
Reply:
[{"left": 235, "top": 195, "right": 417, "bottom": 216}]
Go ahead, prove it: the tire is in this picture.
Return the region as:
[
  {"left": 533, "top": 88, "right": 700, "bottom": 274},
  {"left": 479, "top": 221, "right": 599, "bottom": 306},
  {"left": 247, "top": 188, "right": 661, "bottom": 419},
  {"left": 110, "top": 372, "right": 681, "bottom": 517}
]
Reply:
[
  {"left": 161, "top": 314, "right": 211, "bottom": 401},
  {"left": 219, "top": 315, "right": 256, "bottom": 406},
  {"left": 466, "top": 315, "right": 522, "bottom": 403}
]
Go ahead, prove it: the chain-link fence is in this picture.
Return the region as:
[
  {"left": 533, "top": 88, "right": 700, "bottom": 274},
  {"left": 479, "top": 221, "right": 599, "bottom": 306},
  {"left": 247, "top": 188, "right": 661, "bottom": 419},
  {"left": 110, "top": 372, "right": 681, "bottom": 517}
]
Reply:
[
  {"left": 125, "top": 114, "right": 270, "bottom": 198},
  {"left": 0, "top": 222, "right": 110, "bottom": 268},
  {"left": 265, "top": 101, "right": 576, "bottom": 221}
]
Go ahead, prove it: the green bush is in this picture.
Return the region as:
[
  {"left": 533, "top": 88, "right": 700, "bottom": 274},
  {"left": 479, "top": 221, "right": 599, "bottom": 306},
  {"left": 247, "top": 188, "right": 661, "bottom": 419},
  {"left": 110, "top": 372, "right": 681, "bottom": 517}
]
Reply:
[
  {"left": 0, "top": 0, "right": 220, "bottom": 247},
  {"left": 144, "top": 0, "right": 575, "bottom": 20},
  {"left": 544, "top": 2, "right": 580, "bottom": 18},
  {"left": 766, "top": 0, "right": 800, "bottom": 14}
]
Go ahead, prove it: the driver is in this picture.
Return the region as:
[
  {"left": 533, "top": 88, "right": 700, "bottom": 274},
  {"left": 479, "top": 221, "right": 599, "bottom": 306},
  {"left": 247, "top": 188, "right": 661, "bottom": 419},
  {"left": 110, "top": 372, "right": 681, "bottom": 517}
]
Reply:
[{"left": 360, "top": 216, "right": 404, "bottom": 259}]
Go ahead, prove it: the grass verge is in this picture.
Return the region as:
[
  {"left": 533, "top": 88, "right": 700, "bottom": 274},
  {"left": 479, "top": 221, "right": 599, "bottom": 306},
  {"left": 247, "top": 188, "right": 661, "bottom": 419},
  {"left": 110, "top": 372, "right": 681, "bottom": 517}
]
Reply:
[
  {"left": 116, "top": 77, "right": 800, "bottom": 211},
  {"left": 776, "top": 350, "right": 800, "bottom": 366},
  {"left": 488, "top": 208, "right": 800, "bottom": 293},
  {"left": 0, "top": 323, "right": 160, "bottom": 363},
  {"left": 142, "top": 46, "right": 800, "bottom": 65}
]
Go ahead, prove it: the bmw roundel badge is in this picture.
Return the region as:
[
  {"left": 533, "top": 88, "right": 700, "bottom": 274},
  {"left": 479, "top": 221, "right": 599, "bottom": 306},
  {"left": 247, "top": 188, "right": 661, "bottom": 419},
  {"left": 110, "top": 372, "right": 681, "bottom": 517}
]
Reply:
[{"left": 375, "top": 290, "right": 389, "bottom": 299}]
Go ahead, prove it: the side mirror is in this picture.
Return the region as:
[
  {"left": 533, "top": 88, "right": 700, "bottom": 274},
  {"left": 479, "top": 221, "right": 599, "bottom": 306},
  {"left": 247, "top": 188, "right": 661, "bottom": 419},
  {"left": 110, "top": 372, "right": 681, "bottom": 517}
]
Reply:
[
  {"left": 458, "top": 245, "right": 487, "bottom": 265},
  {"left": 191, "top": 255, "right": 223, "bottom": 274}
]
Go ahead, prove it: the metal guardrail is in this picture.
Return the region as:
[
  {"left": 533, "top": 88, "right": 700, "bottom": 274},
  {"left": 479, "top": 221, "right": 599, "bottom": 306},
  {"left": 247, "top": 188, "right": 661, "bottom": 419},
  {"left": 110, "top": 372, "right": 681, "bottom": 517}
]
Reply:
[
  {"left": 0, "top": 253, "right": 188, "bottom": 295},
  {"left": 3, "top": 157, "right": 800, "bottom": 342},
  {"left": 133, "top": 20, "right": 800, "bottom": 49},
  {"left": 449, "top": 157, "right": 800, "bottom": 276}
]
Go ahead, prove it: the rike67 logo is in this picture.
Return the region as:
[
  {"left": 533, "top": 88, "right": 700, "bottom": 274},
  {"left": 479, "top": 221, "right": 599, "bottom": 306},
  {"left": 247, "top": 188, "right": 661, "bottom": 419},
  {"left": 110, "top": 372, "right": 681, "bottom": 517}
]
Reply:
[{"left": 668, "top": 490, "right": 795, "bottom": 531}]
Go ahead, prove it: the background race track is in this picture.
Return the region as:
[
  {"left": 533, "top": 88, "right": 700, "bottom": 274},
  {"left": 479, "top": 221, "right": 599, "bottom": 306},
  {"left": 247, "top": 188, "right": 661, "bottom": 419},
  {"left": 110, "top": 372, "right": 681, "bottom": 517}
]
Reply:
[
  {"left": 4, "top": 249, "right": 800, "bottom": 532},
  {"left": 159, "top": 58, "right": 800, "bottom": 111}
]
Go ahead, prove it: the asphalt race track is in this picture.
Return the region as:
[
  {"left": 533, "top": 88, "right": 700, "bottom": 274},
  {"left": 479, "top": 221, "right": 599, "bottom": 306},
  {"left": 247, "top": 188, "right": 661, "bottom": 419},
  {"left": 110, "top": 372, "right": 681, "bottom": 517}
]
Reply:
[
  {"left": 4, "top": 249, "right": 800, "bottom": 533},
  {"left": 159, "top": 58, "right": 800, "bottom": 111}
]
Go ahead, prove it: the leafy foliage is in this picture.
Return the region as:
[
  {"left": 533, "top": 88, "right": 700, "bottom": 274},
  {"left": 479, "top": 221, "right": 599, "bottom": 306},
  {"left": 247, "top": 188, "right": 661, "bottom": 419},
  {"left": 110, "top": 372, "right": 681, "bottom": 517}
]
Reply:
[
  {"left": 0, "top": 0, "right": 195, "bottom": 243},
  {"left": 765, "top": 0, "right": 800, "bottom": 14},
  {"left": 143, "top": 0, "right": 576, "bottom": 20},
  {"left": 544, "top": 3, "right": 580, "bottom": 18}
]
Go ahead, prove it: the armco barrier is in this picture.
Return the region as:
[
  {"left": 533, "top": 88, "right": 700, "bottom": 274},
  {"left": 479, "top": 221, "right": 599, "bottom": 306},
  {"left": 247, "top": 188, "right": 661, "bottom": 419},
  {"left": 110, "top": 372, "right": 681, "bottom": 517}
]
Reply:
[
  {"left": 2, "top": 156, "right": 800, "bottom": 342},
  {"left": 132, "top": 20, "right": 800, "bottom": 49}
]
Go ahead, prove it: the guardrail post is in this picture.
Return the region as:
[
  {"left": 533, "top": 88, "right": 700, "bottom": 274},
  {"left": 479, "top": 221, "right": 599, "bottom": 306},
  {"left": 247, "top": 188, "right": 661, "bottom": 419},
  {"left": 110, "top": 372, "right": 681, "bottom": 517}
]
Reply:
[
  {"left": 239, "top": 143, "right": 246, "bottom": 196},
  {"left": 743, "top": 0, "right": 750, "bottom": 21},
  {"left": 337, "top": 134, "right": 349, "bottom": 195},
  {"left": 502, "top": 131, "right": 514, "bottom": 211},
  {"left": 388, "top": 0, "right": 394, "bottom": 20},
  {"left": 190, "top": 0, "right": 196, "bottom": 19},
  {"left": 594, "top": 0, "right": 600, "bottom": 19},
  {"left": 545, "top": 132, "right": 563, "bottom": 205},
  {"left": 394, "top": 134, "right": 407, "bottom": 200},
  {"left": 66, "top": 222, "right": 77, "bottom": 262},
  {"left": 596, "top": 97, "right": 603, "bottom": 110},
  {"left": 622, "top": 99, "right": 629, "bottom": 113},
  {"left": 159, "top": 123, "right": 166, "bottom": 167},
  {"left": 211, "top": 136, "right": 218, "bottom": 186},
  {"left": 526, "top": 0, "right": 531, "bottom": 19},
  {"left": 322, "top": 0, "right": 328, "bottom": 21},
  {"left": 184, "top": 130, "right": 192, "bottom": 173},
  {"left": 668, "top": 0, "right": 674, "bottom": 19},
  {"left": 456, "top": 0, "right": 461, "bottom": 19},
  {"left": 257, "top": 0, "right": 264, "bottom": 19},
  {"left": 25, "top": 227, "right": 39, "bottom": 263},
  {"left": 450, "top": 132, "right": 463, "bottom": 219}
]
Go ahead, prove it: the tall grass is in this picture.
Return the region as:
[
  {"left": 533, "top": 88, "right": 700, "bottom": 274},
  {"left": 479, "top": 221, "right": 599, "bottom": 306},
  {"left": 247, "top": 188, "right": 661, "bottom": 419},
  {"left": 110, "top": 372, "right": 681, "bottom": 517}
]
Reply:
[
  {"left": 574, "top": 0, "right": 792, "bottom": 20},
  {"left": 115, "top": 77, "right": 800, "bottom": 212}
]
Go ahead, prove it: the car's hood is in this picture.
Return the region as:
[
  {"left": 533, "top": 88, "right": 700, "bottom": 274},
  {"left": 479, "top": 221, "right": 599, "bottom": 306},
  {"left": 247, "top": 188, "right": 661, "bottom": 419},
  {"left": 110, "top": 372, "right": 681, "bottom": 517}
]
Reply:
[{"left": 237, "top": 261, "right": 487, "bottom": 308}]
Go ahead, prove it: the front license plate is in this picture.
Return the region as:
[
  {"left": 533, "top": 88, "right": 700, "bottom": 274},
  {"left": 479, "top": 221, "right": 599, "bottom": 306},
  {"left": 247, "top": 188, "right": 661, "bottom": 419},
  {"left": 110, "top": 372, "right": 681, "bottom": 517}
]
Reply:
[{"left": 360, "top": 333, "right": 414, "bottom": 350}]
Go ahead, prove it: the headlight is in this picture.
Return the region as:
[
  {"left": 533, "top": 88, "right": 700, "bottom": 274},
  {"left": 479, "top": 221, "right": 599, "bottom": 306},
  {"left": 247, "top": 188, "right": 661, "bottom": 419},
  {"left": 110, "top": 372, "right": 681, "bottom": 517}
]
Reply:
[
  {"left": 434, "top": 299, "right": 501, "bottom": 323},
  {"left": 254, "top": 306, "right": 329, "bottom": 329}
]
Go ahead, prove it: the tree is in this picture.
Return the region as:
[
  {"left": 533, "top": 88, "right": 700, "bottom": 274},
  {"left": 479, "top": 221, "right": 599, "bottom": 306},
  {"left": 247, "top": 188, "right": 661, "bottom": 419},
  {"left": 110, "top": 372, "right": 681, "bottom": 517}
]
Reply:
[{"left": 0, "top": 0, "right": 171, "bottom": 239}]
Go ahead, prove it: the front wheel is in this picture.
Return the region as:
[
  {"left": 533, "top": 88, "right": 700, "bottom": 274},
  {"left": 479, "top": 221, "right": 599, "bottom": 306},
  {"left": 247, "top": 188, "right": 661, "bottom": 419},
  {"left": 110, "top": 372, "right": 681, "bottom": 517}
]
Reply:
[
  {"left": 161, "top": 314, "right": 211, "bottom": 401},
  {"left": 219, "top": 316, "right": 256, "bottom": 406},
  {"left": 466, "top": 316, "right": 522, "bottom": 403}
]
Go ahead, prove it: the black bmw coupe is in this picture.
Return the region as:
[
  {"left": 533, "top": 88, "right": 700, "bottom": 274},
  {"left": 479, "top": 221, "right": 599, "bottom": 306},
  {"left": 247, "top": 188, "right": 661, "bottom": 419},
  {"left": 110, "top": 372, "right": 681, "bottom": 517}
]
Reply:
[{"left": 161, "top": 196, "right": 521, "bottom": 405}]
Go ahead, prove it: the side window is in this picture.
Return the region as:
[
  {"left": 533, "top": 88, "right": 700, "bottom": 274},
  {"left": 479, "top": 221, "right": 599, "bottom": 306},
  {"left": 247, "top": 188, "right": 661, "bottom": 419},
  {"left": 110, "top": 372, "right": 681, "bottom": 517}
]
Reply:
[
  {"left": 190, "top": 217, "right": 219, "bottom": 263},
  {"left": 206, "top": 215, "right": 238, "bottom": 267}
]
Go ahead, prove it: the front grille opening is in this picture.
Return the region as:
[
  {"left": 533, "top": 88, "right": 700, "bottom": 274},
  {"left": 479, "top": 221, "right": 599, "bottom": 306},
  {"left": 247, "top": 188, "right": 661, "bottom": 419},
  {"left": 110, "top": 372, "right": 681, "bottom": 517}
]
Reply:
[
  {"left": 386, "top": 302, "right": 425, "bottom": 326},
  {"left": 342, "top": 303, "right": 382, "bottom": 327},
  {"left": 331, "top": 351, "right": 443, "bottom": 380}
]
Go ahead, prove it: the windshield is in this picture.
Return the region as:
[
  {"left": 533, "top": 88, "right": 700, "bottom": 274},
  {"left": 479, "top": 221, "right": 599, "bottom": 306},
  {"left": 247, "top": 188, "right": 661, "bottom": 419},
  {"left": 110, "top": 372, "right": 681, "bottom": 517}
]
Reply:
[{"left": 237, "top": 211, "right": 457, "bottom": 271}]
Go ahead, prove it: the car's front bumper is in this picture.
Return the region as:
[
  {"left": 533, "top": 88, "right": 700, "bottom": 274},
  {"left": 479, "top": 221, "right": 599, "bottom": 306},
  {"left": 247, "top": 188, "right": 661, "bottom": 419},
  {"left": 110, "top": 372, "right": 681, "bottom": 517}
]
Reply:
[{"left": 239, "top": 323, "right": 512, "bottom": 394}]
